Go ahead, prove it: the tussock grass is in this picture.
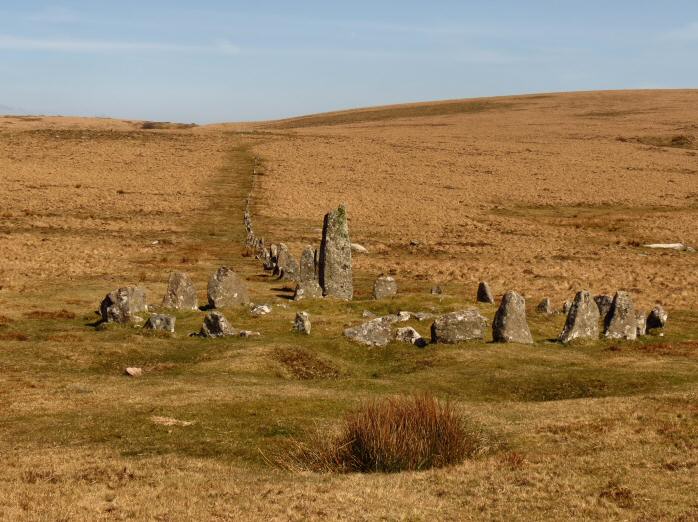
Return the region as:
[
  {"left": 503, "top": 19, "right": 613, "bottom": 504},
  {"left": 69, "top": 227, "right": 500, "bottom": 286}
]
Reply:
[{"left": 276, "top": 394, "right": 496, "bottom": 473}]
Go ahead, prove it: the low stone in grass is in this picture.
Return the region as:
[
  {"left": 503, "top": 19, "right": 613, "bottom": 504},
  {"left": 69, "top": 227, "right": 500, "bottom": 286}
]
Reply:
[
  {"left": 431, "top": 309, "right": 488, "bottom": 344},
  {"left": 162, "top": 271, "right": 198, "bottom": 311},
  {"left": 207, "top": 267, "right": 249, "bottom": 308},
  {"left": 100, "top": 287, "right": 147, "bottom": 324},
  {"left": 373, "top": 275, "right": 398, "bottom": 299},
  {"left": 559, "top": 290, "right": 600, "bottom": 344},
  {"left": 199, "top": 311, "right": 237, "bottom": 337},
  {"left": 537, "top": 297, "right": 554, "bottom": 315},
  {"left": 395, "top": 327, "right": 427, "bottom": 347},
  {"left": 646, "top": 305, "right": 668, "bottom": 330},
  {"left": 250, "top": 304, "right": 272, "bottom": 317},
  {"left": 604, "top": 291, "right": 637, "bottom": 341},
  {"left": 492, "top": 291, "right": 533, "bottom": 344},
  {"left": 143, "top": 314, "right": 176, "bottom": 334},
  {"left": 636, "top": 311, "right": 647, "bottom": 337},
  {"left": 293, "top": 312, "right": 311, "bottom": 335},
  {"left": 431, "top": 286, "right": 443, "bottom": 295},
  {"left": 344, "top": 317, "right": 393, "bottom": 347},
  {"left": 293, "top": 280, "right": 323, "bottom": 301},
  {"left": 476, "top": 282, "right": 495, "bottom": 304},
  {"left": 124, "top": 367, "right": 143, "bottom": 377}
]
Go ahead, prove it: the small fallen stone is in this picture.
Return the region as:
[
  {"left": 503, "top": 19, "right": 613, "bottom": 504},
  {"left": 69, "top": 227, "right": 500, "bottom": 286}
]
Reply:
[
  {"left": 344, "top": 317, "right": 393, "bottom": 347},
  {"left": 396, "top": 311, "right": 411, "bottom": 322},
  {"left": 431, "top": 309, "right": 488, "bottom": 344},
  {"left": 293, "top": 312, "right": 311, "bottom": 335},
  {"left": 239, "top": 330, "right": 261, "bottom": 338},
  {"left": 646, "top": 305, "right": 668, "bottom": 330},
  {"left": 414, "top": 312, "right": 436, "bottom": 321},
  {"left": 143, "top": 314, "right": 176, "bottom": 334},
  {"left": 476, "top": 282, "right": 495, "bottom": 304},
  {"left": 351, "top": 243, "right": 369, "bottom": 254},
  {"left": 430, "top": 286, "right": 443, "bottom": 295},
  {"left": 150, "top": 416, "right": 194, "bottom": 427},
  {"left": 643, "top": 243, "right": 695, "bottom": 252},
  {"left": 199, "top": 311, "right": 237, "bottom": 337},
  {"left": 250, "top": 304, "right": 272, "bottom": 317},
  {"left": 395, "top": 327, "right": 428, "bottom": 347},
  {"left": 362, "top": 310, "right": 377, "bottom": 319},
  {"left": 124, "top": 367, "right": 143, "bottom": 377}
]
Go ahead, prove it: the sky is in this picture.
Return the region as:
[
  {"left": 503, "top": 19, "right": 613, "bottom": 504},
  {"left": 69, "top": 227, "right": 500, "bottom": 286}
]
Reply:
[{"left": 1, "top": 1, "right": 697, "bottom": 123}]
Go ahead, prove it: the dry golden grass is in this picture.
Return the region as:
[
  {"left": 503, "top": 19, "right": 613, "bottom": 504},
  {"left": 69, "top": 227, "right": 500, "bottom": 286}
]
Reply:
[{"left": 0, "top": 91, "right": 697, "bottom": 520}]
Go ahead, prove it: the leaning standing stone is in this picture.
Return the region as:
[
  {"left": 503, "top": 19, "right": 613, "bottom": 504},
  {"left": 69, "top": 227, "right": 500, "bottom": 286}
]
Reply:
[
  {"left": 476, "top": 282, "right": 495, "bottom": 304},
  {"left": 559, "top": 290, "right": 600, "bottom": 344},
  {"left": 293, "top": 312, "right": 311, "bottom": 335},
  {"left": 492, "top": 291, "right": 533, "bottom": 344},
  {"left": 604, "top": 291, "right": 637, "bottom": 341},
  {"left": 207, "top": 267, "right": 249, "bottom": 308},
  {"left": 200, "top": 311, "right": 236, "bottom": 337},
  {"left": 646, "top": 305, "right": 668, "bottom": 330},
  {"left": 144, "top": 314, "right": 176, "bottom": 333},
  {"left": 431, "top": 309, "right": 488, "bottom": 344},
  {"left": 100, "top": 287, "right": 148, "bottom": 323},
  {"left": 373, "top": 275, "right": 398, "bottom": 299},
  {"left": 319, "top": 205, "right": 353, "bottom": 300},
  {"left": 162, "top": 271, "right": 198, "bottom": 310}
]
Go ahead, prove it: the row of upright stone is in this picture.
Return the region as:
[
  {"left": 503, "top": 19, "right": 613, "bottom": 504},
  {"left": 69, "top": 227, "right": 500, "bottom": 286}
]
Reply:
[{"left": 260, "top": 204, "right": 353, "bottom": 301}]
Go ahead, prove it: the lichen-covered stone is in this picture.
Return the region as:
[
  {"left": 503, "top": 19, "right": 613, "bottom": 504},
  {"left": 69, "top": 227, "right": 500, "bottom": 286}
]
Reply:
[
  {"left": 144, "top": 314, "right": 176, "bottom": 333},
  {"left": 604, "top": 291, "right": 637, "bottom": 340},
  {"left": 100, "top": 287, "right": 147, "bottom": 323},
  {"left": 162, "top": 271, "right": 197, "bottom": 311},
  {"left": 492, "top": 291, "right": 533, "bottom": 344},
  {"left": 646, "top": 305, "right": 668, "bottom": 330},
  {"left": 395, "top": 327, "right": 427, "bottom": 347},
  {"left": 343, "top": 316, "right": 392, "bottom": 346},
  {"left": 200, "top": 311, "right": 236, "bottom": 337},
  {"left": 274, "top": 243, "right": 299, "bottom": 281},
  {"left": 293, "top": 311, "right": 311, "bottom": 335},
  {"left": 431, "top": 309, "right": 488, "bottom": 344},
  {"left": 636, "top": 311, "right": 647, "bottom": 337},
  {"left": 299, "top": 246, "right": 318, "bottom": 283},
  {"left": 207, "top": 267, "right": 249, "bottom": 308},
  {"left": 373, "top": 275, "right": 398, "bottom": 300},
  {"left": 559, "top": 291, "right": 600, "bottom": 344},
  {"left": 476, "top": 282, "right": 495, "bottom": 304},
  {"left": 319, "top": 205, "right": 353, "bottom": 299},
  {"left": 293, "top": 280, "right": 323, "bottom": 301}
]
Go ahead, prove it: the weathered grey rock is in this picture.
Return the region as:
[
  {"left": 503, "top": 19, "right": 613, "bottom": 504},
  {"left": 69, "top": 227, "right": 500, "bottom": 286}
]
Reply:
[
  {"left": 430, "top": 309, "right": 488, "bottom": 344},
  {"left": 250, "top": 304, "right": 272, "bottom": 317},
  {"left": 476, "top": 282, "right": 495, "bottom": 304},
  {"left": 492, "top": 291, "right": 533, "bottom": 344},
  {"left": 604, "top": 292, "right": 637, "bottom": 340},
  {"left": 143, "top": 314, "right": 176, "bottom": 333},
  {"left": 536, "top": 298, "right": 554, "bottom": 315},
  {"left": 207, "top": 267, "right": 249, "bottom": 308},
  {"left": 562, "top": 300, "right": 572, "bottom": 314},
  {"left": 319, "top": 205, "right": 353, "bottom": 299},
  {"left": 373, "top": 275, "right": 398, "bottom": 300},
  {"left": 200, "top": 311, "right": 237, "bottom": 337},
  {"left": 100, "top": 287, "right": 147, "bottom": 323},
  {"left": 414, "top": 311, "right": 436, "bottom": 321},
  {"left": 293, "top": 312, "right": 311, "bottom": 335},
  {"left": 264, "top": 244, "right": 278, "bottom": 271},
  {"left": 395, "top": 327, "right": 427, "bottom": 347},
  {"left": 162, "top": 272, "right": 197, "bottom": 311},
  {"left": 636, "top": 311, "right": 647, "bottom": 337},
  {"left": 124, "top": 367, "right": 143, "bottom": 377},
  {"left": 431, "top": 286, "right": 443, "bottom": 295},
  {"left": 559, "top": 291, "right": 600, "bottom": 344},
  {"left": 594, "top": 295, "right": 613, "bottom": 320},
  {"left": 293, "top": 280, "right": 323, "bottom": 301},
  {"left": 351, "top": 243, "right": 369, "bottom": 254},
  {"left": 646, "top": 305, "right": 668, "bottom": 330},
  {"left": 343, "top": 316, "right": 392, "bottom": 347},
  {"left": 274, "top": 243, "right": 299, "bottom": 281},
  {"left": 362, "top": 310, "right": 377, "bottom": 319},
  {"left": 396, "top": 311, "right": 412, "bottom": 322},
  {"left": 239, "top": 330, "right": 261, "bottom": 338},
  {"left": 299, "top": 246, "right": 318, "bottom": 283}
]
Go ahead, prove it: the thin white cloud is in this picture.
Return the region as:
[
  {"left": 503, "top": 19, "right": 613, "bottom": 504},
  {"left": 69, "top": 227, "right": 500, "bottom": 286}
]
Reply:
[
  {"left": 662, "top": 22, "right": 698, "bottom": 41},
  {"left": 0, "top": 35, "right": 241, "bottom": 55},
  {"left": 26, "top": 6, "right": 82, "bottom": 24}
]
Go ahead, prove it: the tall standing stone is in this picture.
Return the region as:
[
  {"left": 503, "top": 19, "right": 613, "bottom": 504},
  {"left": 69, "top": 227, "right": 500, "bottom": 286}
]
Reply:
[
  {"left": 319, "top": 205, "right": 353, "bottom": 300},
  {"left": 207, "top": 267, "right": 249, "bottom": 308},
  {"left": 162, "top": 271, "right": 198, "bottom": 310},
  {"left": 492, "top": 291, "right": 533, "bottom": 344},
  {"left": 646, "top": 305, "right": 668, "bottom": 330},
  {"left": 604, "top": 291, "right": 637, "bottom": 340},
  {"left": 559, "top": 290, "right": 600, "bottom": 344},
  {"left": 476, "top": 282, "right": 495, "bottom": 304}
]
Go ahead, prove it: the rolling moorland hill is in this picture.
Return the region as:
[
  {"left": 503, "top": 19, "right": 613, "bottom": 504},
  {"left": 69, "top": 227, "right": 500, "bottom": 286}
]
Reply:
[{"left": 0, "top": 90, "right": 696, "bottom": 520}]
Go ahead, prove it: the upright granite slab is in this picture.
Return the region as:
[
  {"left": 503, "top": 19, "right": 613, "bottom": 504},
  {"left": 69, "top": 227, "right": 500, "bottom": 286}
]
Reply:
[
  {"left": 100, "top": 287, "right": 147, "bottom": 323},
  {"left": 559, "top": 290, "right": 600, "bottom": 344},
  {"left": 604, "top": 291, "right": 637, "bottom": 341},
  {"left": 162, "top": 271, "right": 198, "bottom": 311},
  {"left": 492, "top": 291, "right": 533, "bottom": 344},
  {"left": 319, "top": 205, "right": 353, "bottom": 299},
  {"left": 207, "top": 267, "right": 249, "bottom": 309}
]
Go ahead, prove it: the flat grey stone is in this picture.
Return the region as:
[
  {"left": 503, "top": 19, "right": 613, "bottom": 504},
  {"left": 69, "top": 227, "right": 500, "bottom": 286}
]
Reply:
[
  {"left": 100, "top": 286, "right": 147, "bottom": 324},
  {"left": 431, "top": 309, "right": 488, "bottom": 344},
  {"left": 143, "top": 314, "right": 176, "bottom": 333}
]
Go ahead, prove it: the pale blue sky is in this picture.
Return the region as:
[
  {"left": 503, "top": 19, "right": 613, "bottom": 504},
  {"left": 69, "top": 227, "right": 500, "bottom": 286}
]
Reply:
[{"left": 1, "top": 1, "right": 697, "bottom": 123}]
